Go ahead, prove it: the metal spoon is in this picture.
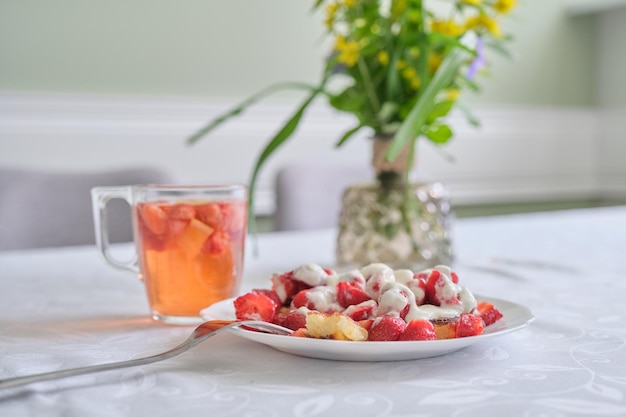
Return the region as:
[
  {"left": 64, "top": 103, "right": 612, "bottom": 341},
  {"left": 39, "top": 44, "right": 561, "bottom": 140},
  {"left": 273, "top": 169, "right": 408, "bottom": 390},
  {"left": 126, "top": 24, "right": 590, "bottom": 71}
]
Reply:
[{"left": 0, "top": 320, "right": 292, "bottom": 390}]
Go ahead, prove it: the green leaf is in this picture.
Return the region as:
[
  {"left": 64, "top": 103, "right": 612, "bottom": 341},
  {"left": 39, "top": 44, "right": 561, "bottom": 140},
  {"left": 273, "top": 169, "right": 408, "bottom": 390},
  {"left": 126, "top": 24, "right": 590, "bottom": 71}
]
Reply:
[
  {"left": 426, "top": 100, "right": 454, "bottom": 123},
  {"left": 378, "top": 101, "right": 399, "bottom": 124},
  {"left": 425, "top": 124, "right": 453, "bottom": 144},
  {"left": 335, "top": 124, "right": 364, "bottom": 148},
  {"left": 429, "top": 32, "right": 477, "bottom": 57},
  {"left": 186, "top": 82, "right": 321, "bottom": 145},
  {"left": 381, "top": 122, "right": 402, "bottom": 135},
  {"left": 247, "top": 87, "right": 322, "bottom": 223},
  {"left": 329, "top": 86, "right": 366, "bottom": 113},
  {"left": 385, "top": 36, "right": 474, "bottom": 161}
]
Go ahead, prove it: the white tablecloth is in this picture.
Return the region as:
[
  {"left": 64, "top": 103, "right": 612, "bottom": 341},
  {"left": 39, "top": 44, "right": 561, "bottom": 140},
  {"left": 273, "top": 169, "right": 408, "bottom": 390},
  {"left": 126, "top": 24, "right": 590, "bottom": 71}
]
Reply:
[{"left": 1, "top": 207, "right": 626, "bottom": 416}]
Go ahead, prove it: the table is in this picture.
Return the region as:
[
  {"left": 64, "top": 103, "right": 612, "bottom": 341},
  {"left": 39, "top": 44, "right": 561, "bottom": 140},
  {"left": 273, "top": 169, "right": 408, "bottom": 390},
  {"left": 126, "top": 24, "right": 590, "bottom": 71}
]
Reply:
[{"left": 1, "top": 207, "right": 626, "bottom": 416}]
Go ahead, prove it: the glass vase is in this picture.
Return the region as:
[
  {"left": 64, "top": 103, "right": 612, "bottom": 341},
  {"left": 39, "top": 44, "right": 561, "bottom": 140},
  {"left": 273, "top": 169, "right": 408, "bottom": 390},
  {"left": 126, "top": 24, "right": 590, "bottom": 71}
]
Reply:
[{"left": 335, "top": 176, "right": 454, "bottom": 270}]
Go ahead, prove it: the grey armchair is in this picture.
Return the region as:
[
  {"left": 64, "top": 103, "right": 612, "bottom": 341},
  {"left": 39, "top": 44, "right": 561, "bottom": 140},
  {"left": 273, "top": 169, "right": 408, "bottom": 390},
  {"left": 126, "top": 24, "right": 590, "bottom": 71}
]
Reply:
[{"left": 0, "top": 167, "right": 175, "bottom": 250}]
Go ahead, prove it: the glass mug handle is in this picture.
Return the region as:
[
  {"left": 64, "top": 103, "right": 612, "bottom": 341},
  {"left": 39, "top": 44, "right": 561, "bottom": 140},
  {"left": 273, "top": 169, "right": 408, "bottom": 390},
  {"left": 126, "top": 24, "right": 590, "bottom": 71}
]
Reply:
[{"left": 91, "top": 186, "right": 139, "bottom": 274}]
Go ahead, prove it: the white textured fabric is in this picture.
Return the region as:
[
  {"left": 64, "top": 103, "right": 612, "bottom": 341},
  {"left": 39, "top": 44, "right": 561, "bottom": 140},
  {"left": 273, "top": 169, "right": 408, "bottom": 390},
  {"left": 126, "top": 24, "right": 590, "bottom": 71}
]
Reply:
[{"left": 1, "top": 207, "right": 626, "bottom": 416}]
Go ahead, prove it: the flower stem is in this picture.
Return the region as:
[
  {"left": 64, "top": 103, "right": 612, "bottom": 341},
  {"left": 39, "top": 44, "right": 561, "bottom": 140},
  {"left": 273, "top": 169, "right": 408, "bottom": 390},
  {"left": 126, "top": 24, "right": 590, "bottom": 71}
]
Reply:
[{"left": 357, "top": 57, "right": 381, "bottom": 125}]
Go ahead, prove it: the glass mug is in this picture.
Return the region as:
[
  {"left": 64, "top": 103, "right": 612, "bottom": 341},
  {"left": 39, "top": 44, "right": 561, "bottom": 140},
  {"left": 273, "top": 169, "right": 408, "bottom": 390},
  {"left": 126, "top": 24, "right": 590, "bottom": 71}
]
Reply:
[{"left": 91, "top": 184, "right": 247, "bottom": 324}]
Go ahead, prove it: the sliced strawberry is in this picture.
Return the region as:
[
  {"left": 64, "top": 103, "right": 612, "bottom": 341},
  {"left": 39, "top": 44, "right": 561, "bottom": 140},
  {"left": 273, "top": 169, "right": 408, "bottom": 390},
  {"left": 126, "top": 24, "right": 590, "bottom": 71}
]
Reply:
[
  {"left": 344, "top": 300, "right": 377, "bottom": 321},
  {"left": 357, "top": 319, "right": 374, "bottom": 332},
  {"left": 195, "top": 203, "right": 223, "bottom": 229},
  {"left": 455, "top": 313, "right": 485, "bottom": 338},
  {"left": 233, "top": 292, "right": 278, "bottom": 322},
  {"left": 291, "top": 289, "right": 314, "bottom": 309},
  {"left": 398, "top": 319, "right": 437, "bottom": 341},
  {"left": 219, "top": 202, "right": 247, "bottom": 233},
  {"left": 450, "top": 271, "right": 459, "bottom": 284},
  {"left": 138, "top": 203, "right": 168, "bottom": 235},
  {"left": 165, "top": 203, "right": 196, "bottom": 236},
  {"left": 368, "top": 316, "right": 407, "bottom": 341},
  {"left": 425, "top": 269, "right": 460, "bottom": 307},
  {"left": 290, "top": 328, "right": 308, "bottom": 338},
  {"left": 252, "top": 289, "right": 282, "bottom": 309},
  {"left": 271, "top": 271, "right": 309, "bottom": 305},
  {"left": 201, "top": 230, "right": 230, "bottom": 255},
  {"left": 167, "top": 203, "right": 196, "bottom": 220},
  {"left": 271, "top": 311, "right": 287, "bottom": 327},
  {"left": 336, "top": 281, "right": 371, "bottom": 308},
  {"left": 476, "top": 301, "right": 503, "bottom": 326},
  {"left": 281, "top": 310, "right": 307, "bottom": 331}
]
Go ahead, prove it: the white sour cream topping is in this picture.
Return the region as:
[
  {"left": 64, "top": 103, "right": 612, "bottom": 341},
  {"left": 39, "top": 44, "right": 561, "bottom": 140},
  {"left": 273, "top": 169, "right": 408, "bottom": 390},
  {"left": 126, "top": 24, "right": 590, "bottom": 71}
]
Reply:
[
  {"left": 361, "top": 263, "right": 396, "bottom": 300},
  {"left": 377, "top": 282, "right": 410, "bottom": 317},
  {"left": 326, "top": 269, "right": 366, "bottom": 289},
  {"left": 394, "top": 268, "right": 426, "bottom": 304},
  {"left": 270, "top": 273, "right": 288, "bottom": 303},
  {"left": 458, "top": 286, "right": 477, "bottom": 313},
  {"left": 305, "top": 286, "right": 342, "bottom": 313},
  {"left": 344, "top": 300, "right": 378, "bottom": 317},
  {"left": 293, "top": 264, "right": 328, "bottom": 287}
]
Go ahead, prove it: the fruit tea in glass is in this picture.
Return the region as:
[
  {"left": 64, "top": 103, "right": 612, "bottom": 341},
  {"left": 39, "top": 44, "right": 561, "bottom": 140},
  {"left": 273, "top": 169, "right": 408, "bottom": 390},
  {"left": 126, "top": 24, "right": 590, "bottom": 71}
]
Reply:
[{"left": 92, "top": 184, "right": 247, "bottom": 324}]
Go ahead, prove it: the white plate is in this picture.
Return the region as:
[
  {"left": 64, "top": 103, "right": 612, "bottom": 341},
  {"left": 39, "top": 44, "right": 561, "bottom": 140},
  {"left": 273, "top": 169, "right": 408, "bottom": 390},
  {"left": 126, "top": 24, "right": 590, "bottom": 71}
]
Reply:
[{"left": 201, "top": 295, "right": 534, "bottom": 361}]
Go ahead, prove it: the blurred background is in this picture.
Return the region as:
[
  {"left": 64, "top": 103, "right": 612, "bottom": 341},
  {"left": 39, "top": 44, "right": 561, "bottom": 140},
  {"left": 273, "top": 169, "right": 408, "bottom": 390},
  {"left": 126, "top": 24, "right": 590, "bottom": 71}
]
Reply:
[{"left": 1, "top": 0, "right": 625, "bottom": 232}]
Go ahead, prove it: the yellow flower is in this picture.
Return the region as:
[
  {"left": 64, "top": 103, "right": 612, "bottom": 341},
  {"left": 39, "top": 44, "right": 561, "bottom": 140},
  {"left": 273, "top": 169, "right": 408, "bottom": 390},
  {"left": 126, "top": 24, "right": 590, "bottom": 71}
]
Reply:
[
  {"left": 325, "top": 2, "right": 339, "bottom": 28},
  {"left": 377, "top": 51, "right": 389, "bottom": 66},
  {"left": 431, "top": 19, "right": 464, "bottom": 37},
  {"left": 343, "top": 0, "right": 357, "bottom": 7},
  {"left": 493, "top": 0, "right": 517, "bottom": 14},
  {"left": 428, "top": 52, "right": 443, "bottom": 74},
  {"left": 402, "top": 67, "right": 421, "bottom": 90},
  {"left": 466, "top": 14, "right": 502, "bottom": 38},
  {"left": 461, "top": 0, "right": 482, "bottom": 5},
  {"left": 396, "top": 59, "right": 408, "bottom": 70},
  {"left": 334, "top": 36, "right": 360, "bottom": 67},
  {"left": 446, "top": 89, "right": 461, "bottom": 101},
  {"left": 482, "top": 15, "right": 502, "bottom": 37}
]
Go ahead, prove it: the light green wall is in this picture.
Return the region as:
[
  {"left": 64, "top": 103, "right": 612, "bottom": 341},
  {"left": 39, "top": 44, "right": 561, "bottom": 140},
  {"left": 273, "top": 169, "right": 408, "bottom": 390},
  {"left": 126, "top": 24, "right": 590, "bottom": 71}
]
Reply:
[{"left": 0, "top": 0, "right": 597, "bottom": 106}]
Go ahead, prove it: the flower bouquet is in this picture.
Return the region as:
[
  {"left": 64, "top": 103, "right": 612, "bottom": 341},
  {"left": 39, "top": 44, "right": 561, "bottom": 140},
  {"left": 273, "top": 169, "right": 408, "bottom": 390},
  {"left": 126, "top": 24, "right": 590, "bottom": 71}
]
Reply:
[{"left": 187, "top": 0, "right": 517, "bottom": 267}]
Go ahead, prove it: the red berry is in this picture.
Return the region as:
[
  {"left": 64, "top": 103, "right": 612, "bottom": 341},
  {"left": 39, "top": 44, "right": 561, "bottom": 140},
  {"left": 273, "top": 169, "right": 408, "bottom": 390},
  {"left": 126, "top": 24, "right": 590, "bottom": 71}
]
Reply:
[
  {"left": 368, "top": 316, "right": 407, "bottom": 341},
  {"left": 233, "top": 293, "right": 278, "bottom": 322},
  {"left": 270, "top": 271, "right": 310, "bottom": 305},
  {"left": 201, "top": 230, "right": 230, "bottom": 254},
  {"left": 358, "top": 319, "right": 374, "bottom": 332},
  {"left": 196, "top": 203, "right": 223, "bottom": 229},
  {"left": 291, "top": 289, "right": 314, "bottom": 309},
  {"left": 251, "top": 289, "right": 283, "bottom": 308},
  {"left": 425, "top": 270, "right": 460, "bottom": 306},
  {"left": 138, "top": 203, "right": 168, "bottom": 235},
  {"left": 165, "top": 204, "right": 196, "bottom": 236},
  {"left": 476, "top": 301, "right": 503, "bottom": 326},
  {"left": 455, "top": 313, "right": 485, "bottom": 338},
  {"left": 398, "top": 320, "right": 436, "bottom": 341},
  {"left": 336, "top": 281, "right": 371, "bottom": 308},
  {"left": 344, "top": 300, "right": 377, "bottom": 321},
  {"left": 281, "top": 311, "right": 307, "bottom": 331}
]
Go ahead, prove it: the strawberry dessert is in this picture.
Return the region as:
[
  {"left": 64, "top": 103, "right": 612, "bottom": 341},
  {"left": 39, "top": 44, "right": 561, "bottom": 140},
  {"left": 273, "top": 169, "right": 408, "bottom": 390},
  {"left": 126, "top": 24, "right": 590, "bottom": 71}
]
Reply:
[{"left": 233, "top": 263, "right": 503, "bottom": 342}]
